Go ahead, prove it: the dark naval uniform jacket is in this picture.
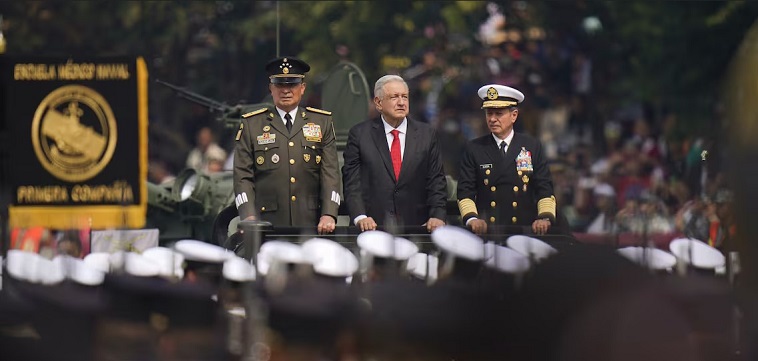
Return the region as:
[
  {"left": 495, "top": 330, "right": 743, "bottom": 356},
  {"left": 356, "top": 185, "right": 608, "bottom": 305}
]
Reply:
[
  {"left": 233, "top": 106, "right": 341, "bottom": 226},
  {"left": 457, "top": 132, "right": 556, "bottom": 227}
]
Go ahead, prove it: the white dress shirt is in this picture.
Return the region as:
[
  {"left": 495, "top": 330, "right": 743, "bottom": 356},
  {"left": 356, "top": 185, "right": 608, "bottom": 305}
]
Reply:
[{"left": 276, "top": 106, "right": 299, "bottom": 128}]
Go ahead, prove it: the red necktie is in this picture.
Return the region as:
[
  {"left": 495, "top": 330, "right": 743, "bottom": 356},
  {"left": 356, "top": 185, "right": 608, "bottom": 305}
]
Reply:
[{"left": 390, "top": 129, "right": 401, "bottom": 181}]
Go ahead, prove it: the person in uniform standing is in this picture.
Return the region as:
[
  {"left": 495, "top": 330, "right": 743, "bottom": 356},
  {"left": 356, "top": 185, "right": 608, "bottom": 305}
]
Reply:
[
  {"left": 233, "top": 56, "right": 341, "bottom": 234},
  {"left": 457, "top": 84, "right": 556, "bottom": 235}
]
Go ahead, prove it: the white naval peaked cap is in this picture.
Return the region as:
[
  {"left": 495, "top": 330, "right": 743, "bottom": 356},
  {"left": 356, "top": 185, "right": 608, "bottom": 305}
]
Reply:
[
  {"left": 357, "top": 230, "right": 419, "bottom": 261},
  {"left": 483, "top": 242, "right": 531, "bottom": 274},
  {"left": 174, "top": 239, "right": 234, "bottom": 263},
  {"left": 406, "top": 252, "right": 439, "bottom": 282},
  {"left": 301, "top": 238, "right": 359, "bottom": 278},
  {"left": 223, "top": 256, "right": 257, "bottom": 282},
  {"left": 430, "top": 225, "right": 486, "bottom": 261},
  {"left": 257, "top": 240, "right": 309, "bottom": 276},
  {"left": 477, "top": 84, "right": 525, "bottom": 108}
]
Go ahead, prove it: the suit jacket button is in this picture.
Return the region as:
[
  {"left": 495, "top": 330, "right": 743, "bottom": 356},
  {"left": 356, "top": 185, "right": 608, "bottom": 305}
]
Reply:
[
  {"left": 289, "top": 141, "right": 294, "bottom": 147},
  {"left": 289, "top": 159, "right": 295, "bottom": 165},
  {"left": 512, "top": 217, "right": 517, "bottom": 223},
  {"left": 290, "top": 177, "right": 296, "bottom": 183},
  {"left": 513, "top": 186, "right": 519, "bottom": 192},
  {"left": 485, "top": 169, "right": 491, "bottom": 175},
  {"left": 291, "top": 196, "right": 296, "bottom": 202},
  {"left": 490, "top": 186, "right": 496, "bottom": 192},
  {"left": 512, "top": 201, "right": 517, "bottom": 208},
  {"left": 261, "top": 206, "right": 266, "bottom": 211},
  {"left": 490, "top": 201, "right": 496, "bottom": 208},
  {"left": 489, "top": 217, "right": 496, "bottom": 223}
]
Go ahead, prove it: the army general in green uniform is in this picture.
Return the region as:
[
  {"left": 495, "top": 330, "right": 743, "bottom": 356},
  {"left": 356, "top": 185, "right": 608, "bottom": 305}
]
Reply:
[{"left": 233, "top": 57, "right": 341, "bottom": 234}]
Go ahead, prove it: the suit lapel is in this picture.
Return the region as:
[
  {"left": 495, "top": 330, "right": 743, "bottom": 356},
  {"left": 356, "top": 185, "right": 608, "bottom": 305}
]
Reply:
[
  {"left": 370, "top": 118, "right": 396, "bottom": 182},
  {"left": 398, "top": 119, "right": 418, "bottom": 185}
]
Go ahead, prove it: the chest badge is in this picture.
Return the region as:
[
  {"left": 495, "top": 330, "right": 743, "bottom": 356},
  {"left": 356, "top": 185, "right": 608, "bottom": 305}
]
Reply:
[
  {"left": 257, "top": 132, "right": 276, "bottom": 145},
  {"left": 271, "top": 154, "right": 280, "bottom": 164},
  {"left": 263, "top": 125, "right": 271, "bottom": 132},
  {"left": 256, "top": 156, "right": 264, "bottom": 165},
  {"left": 304, "top": 154, "right": 311, "bottom": 163},
  {"left": 516, "top": 147, "right": 533, "bottom": 173},
  {"left": 316, "top": 155, "right": 321, "bottom": 164},
  {"left": 303, "top": 123, "right": 323, "bottom": 142}
]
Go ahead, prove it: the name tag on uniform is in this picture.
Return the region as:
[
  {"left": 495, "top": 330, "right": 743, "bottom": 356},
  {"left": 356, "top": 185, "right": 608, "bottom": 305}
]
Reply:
[
  {"left": 257, "top": 133, "right": 276, "bottom": 145},
  {"left": 480, "top": 164, "right": 493, "bottom": 169}
]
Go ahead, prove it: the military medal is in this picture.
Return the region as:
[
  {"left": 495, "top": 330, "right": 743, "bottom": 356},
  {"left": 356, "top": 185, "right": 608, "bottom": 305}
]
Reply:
[
  {"left": 516, "top": 147, "right": 533, "bottom": 173},
  {"left": 302, "top": 123, "right": 323, "bottom": 142},
  {"left": 302, "top": 111, "right": 306, "bottom": 118},
  {"left": 316, "top": 155, "right": 321, "bottom": 164},
  {"left": 304, "top": 154, "right": 311, "bottom": 163},
  {"left": 271, "top": 154, "right": 280, "bottom": 163},
  {"left": 256, "top": 156, "right": 264, "bottom": 165},
  {"left": 263, "top": 125, "right": 271, "bottom": 132}
]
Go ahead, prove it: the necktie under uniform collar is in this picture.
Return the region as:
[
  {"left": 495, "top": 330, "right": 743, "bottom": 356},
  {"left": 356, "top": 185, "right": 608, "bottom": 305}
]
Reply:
[{"left": 284, "top": 113, "right": 293, "bottom": 132}]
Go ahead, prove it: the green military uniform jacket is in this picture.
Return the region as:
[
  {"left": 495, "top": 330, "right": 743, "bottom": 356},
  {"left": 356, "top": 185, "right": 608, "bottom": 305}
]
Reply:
[{"left": 233, "top": 106, "right": 341, "bottom": 226}]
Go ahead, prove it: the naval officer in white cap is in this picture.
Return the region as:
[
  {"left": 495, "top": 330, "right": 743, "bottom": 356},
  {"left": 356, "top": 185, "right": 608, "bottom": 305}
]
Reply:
[{"left": 457, "top": 84, "right": 557, "bottom": 236}]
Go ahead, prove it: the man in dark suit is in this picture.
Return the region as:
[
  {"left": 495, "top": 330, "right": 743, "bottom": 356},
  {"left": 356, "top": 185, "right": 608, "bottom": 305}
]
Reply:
[
  {"left": 457, "top": 84, "right": 556, "bottom": 235},
  {"left": 342, "top": 75, "right": 447, "bottom": 232},
  {"left": 233, "top": 56, "right": 341, "bottom": 234}
]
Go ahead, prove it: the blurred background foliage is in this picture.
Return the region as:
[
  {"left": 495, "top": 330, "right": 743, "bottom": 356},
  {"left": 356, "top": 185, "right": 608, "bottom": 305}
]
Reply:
[{"left": 1, "top": 1, "right": 757, "bottom": 168}]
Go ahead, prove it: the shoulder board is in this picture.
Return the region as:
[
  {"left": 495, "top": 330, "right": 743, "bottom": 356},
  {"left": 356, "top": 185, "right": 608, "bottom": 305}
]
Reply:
[
  {"left": 305, "top": 107, "right": 332, "bottom": 116},
  {"left": 242, "top": 108, "right": 267, "bottom": 118}
]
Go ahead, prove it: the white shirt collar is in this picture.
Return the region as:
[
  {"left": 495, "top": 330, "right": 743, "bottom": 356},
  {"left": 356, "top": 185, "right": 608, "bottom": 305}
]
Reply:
[
  {"left": 275, "top": 106, "right": 299, "bottom": 122},
  {"left": 492, "top": 129, "right": 514, "bottom": 147},
  {"left": 381, "top": 115, "right": 408, "bottom": 134}
]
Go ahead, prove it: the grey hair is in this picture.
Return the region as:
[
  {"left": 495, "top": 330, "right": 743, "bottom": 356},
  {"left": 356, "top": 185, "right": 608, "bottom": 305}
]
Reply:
[{"left": 374, "top": 75, "right": 408, "bottom": 98}]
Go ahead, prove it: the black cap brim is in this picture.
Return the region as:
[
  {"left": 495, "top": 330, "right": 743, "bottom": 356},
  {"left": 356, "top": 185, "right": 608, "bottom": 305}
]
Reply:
[{"left": 271, "top": 76, "right": 304, "bottom": 84}]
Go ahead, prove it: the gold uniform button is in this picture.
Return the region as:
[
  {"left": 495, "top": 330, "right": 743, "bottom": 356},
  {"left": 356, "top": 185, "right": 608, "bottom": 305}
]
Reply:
[
  {"left": 290, "top": 177, "right": 296, "bottom": 183},
  {"left": 261, "top": 206, "right": 266, "bottom": 211},
  {"left": 513, "top": 186, "right": 519, "bottom": 192},
  {"left": 512, "top": 201, "right": 518, "bottom": 208},
  {"left": 490, "top": 186, "right": 496, "bottom": 192},
  {"left": 489, "top": 217, "right": 496, "bottom": 223},
  {"left": 485, "top": 169, "right": 491, "bottom": 175},
  {"left": 291, "top": 196, "right": 296, "bottom": 202},
  {"left": 289, "top": 159, "right": 295, "bottom": 165},
  {"left": 512, "top": 217, "right": 517, "bottom": 223},
  {"left": 490, "top": 201, "right": 496, "bottom": 208},
  {"left": 288, "top": 141, "right": 294, "bottom": 147}
]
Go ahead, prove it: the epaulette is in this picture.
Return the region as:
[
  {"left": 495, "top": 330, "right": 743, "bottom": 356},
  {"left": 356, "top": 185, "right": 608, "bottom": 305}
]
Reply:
[
  {"left": 305, "top": 107, "right": 332, "bottom": 116},
  {"left": 242, "top": 108, "right": 267, "bottom": 118}
]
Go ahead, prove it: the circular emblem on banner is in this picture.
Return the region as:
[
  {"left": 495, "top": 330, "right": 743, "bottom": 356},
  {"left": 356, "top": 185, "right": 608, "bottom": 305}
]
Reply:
[{"left": 31, "top": 85, "right": 117, "bottom": 182}]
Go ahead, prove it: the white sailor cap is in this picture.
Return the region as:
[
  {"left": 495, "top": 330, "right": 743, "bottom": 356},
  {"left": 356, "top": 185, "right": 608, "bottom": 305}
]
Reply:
[
  {"left": 406, "top": 252, "right": 439, "bottom": 282},
  {"left": 483, "top": 242, "right": 530, "bottom": 274},
  {"left": 223, "top": 256, "right": 257, "bottom": 282},
  {"left": 301, "top": 238, "right": 359, "bottom": 278},
  {"left": 174, "top": 239, "right": 234, "bottom": 263},
  {"left": 54, "top": 255, "right": 106, "bottom": 286},
  {"left": 357, "top": 230, "right": 419, "bottom": 261},
  {"left": 593, "top": 183, "right": 616, "bottom": 197},
  {"left": 506, "top": 235, "right": 557, "bottom": 262},
  {"left": 6, "top": 250, "right": 65, "bottom": 285},
  {"left": 477, "top": 84, "right": 525, "bottom": 109},
  {"left": 142, "top": 247, "right": 185, "bottom": 278},
  {"left": 431, "top": 225, "right": 486, "bottom": 261},
  {"left": 257, "top": 240, "right": 309, "bottom": 276}
]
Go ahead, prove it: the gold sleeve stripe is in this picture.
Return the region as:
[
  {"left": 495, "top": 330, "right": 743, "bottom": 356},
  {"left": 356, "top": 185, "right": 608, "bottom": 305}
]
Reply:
[
  {"left": 537, "top": 196, "right": 557, "bottom": 219},
  {"left": 242, "top": 108, "right": 267, "bottom": 118},
  {"left": 482, "top": 100, "right": 518, "bottom": 108},
  {"left": 305, "top": 106, "right": 332, "bottom": 116},
  {"left": 458, "top": 198, "right": 478, "bottom": 217}
]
